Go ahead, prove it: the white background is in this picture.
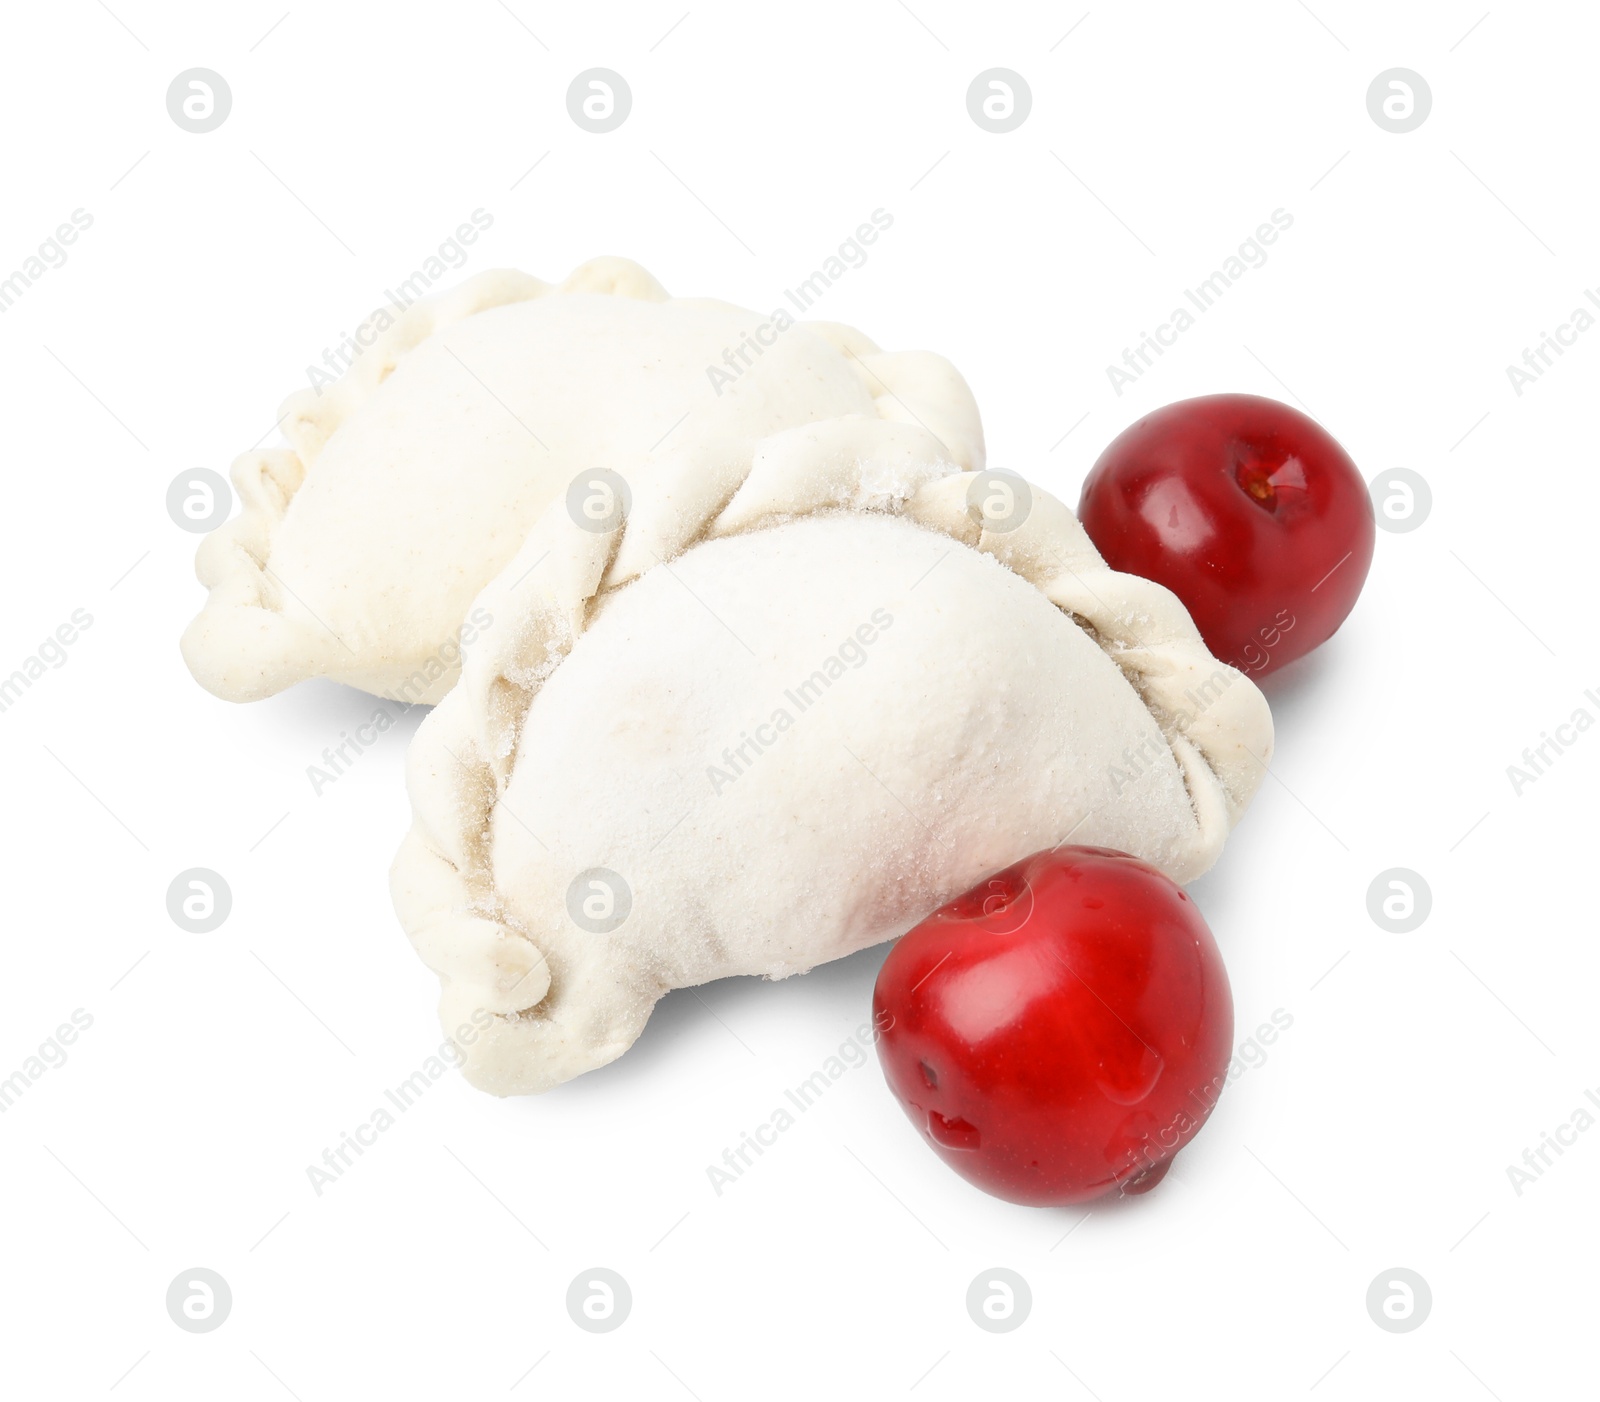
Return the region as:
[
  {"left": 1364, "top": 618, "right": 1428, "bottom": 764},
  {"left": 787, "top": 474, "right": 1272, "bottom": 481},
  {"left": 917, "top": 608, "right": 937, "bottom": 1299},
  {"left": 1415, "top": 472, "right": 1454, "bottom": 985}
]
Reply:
[{"left": 2, "top": 1, "right": 1596, "bottom": 1397}]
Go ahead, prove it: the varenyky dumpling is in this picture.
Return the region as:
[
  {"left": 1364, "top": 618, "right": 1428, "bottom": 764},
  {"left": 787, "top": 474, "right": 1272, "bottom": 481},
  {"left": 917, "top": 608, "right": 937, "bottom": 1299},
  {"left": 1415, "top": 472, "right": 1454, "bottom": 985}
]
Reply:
[
  {"left": 390, "top": 418, "right": 1275, "bottom": 1096},
  {"left": 181, "top": 257, "right": 983, "bottom": 703}
]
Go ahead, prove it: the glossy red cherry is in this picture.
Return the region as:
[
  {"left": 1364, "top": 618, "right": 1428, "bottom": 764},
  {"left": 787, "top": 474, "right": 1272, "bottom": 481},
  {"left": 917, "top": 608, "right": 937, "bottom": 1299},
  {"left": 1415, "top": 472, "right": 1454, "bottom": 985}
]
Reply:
[
  {"left": 1077, "top": 393, "right": 1375, "bottom": 676},
  {"left": 873, "top": 847, "right": 1233, "bottom": 1206}
]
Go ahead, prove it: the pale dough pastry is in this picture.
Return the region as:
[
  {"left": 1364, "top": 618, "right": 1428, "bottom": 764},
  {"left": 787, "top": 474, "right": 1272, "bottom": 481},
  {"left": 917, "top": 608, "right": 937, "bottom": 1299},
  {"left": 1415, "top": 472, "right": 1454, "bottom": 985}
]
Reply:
[
  {"left": 391, "top": 419, "right": 1275, "bottom": 1096},
  {"left": 181, "top": 257, "right": 983, "bottom": 703}
]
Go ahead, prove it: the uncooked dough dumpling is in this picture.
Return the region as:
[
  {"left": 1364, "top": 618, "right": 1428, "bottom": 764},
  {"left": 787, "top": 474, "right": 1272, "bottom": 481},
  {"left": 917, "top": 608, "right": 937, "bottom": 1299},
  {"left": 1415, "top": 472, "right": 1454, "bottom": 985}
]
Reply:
[
  {"left": 390, "top": 419, "right": 1275, "bottom": 1096},
  {"left": 181, "top": 257, "right": 983, "bottom": 703}
]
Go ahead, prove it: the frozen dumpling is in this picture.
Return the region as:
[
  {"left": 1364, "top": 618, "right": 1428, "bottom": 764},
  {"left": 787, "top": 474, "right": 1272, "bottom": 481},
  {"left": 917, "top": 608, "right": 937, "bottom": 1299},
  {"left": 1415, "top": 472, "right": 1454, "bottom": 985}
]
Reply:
[
  {"left": 181, "top": 257, "right": 983, "bottom": 703},
  {"left": 390, "top": 418, "right": 1273, "bottom": 1095}
]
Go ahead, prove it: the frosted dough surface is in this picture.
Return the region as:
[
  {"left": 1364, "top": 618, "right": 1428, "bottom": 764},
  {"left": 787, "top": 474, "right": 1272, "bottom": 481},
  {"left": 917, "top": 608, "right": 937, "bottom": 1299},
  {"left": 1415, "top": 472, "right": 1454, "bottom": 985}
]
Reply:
[{"left": 494, "top": 511, "right": 1198, "bottom": 986}]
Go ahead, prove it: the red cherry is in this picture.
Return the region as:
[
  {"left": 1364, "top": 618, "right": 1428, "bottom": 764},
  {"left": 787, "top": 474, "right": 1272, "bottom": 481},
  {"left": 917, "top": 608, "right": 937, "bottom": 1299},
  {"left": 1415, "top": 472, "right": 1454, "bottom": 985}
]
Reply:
[
  {"left": 873, "top": 847, "right": 1233, "bottom": 1206},
  {"left": 1077, "top": 394, "right": 1375, "bottom": 676}
]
